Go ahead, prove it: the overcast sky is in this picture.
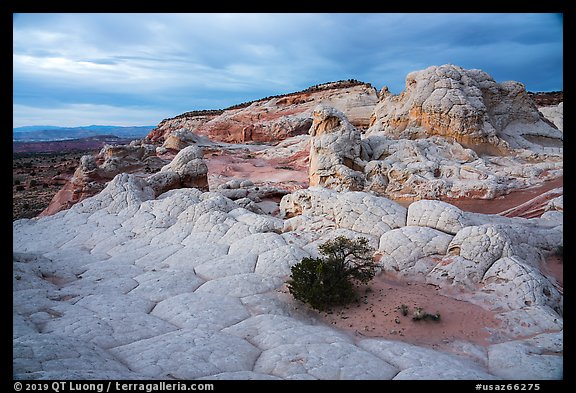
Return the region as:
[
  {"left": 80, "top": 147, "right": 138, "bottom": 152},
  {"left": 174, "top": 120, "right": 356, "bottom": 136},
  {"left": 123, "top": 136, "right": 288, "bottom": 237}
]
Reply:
[{"left": 13, "top": 13, "right": 563, "bottom": 128}]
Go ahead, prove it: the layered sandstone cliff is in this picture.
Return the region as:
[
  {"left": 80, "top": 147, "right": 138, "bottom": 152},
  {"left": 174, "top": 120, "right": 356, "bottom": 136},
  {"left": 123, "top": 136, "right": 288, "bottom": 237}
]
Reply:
[{"left": 148, "top": 81, "right": 378, "bottom": 144}]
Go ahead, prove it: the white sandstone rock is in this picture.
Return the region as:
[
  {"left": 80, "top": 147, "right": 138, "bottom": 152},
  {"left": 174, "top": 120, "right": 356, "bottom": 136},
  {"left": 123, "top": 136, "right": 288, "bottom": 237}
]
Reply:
[
  {"left": 194, "top": 273, "right": 283, "bottom": 298},
  {"left": 479, "top": 256, "right": 561, "bottom": 311},
  {"left": 130, "top": 269, "right": 204, "bottom": 302},
  {"left": 41, "top": 302, "right": 177, "bottom": 349},
  {"left": 378, "top": 226, "right": 453, "bottom": 276},
  {"left": 12, "top": 136, "right": 562, "bottom": 381},
  {"left": 255, "top": 245, "right": 310, "bottom": 277},
  {"left": 308, "top": 105, "right": 366, "bottom": 191},
  {"left": 228, "top": 232, "right": 287, "bottom": 255},
  {"left": 109, "top": 329, "right": 261, "bottom": 380},
  {"left": 73, "top": 173, "right": 155, "bottom": 216},
  {"left": 254, "top": 342, "right": 399, "bottom": 380},
  {"left": 368, "top": 64, "right": 562, "bottom": 154},
  {"left": 538, "top": 102, "right": 563, "bottom": 131},
  {"left": 487, "top": 332, "right": 563, "bottom": 380},
  {"left": 228, "top": 208, "right": 284, "bottom": 233},
  {"left": 494, "top": 307, "right": 563, "bottom": 338},
  {"left": 303, "top": 66, "right": 562, "bottom": 202},
  {"left": 407, "top": 199, "right": 472, "bottom": 234},
  {"left": 280, "top": 187, "right": 407, "bottom": 238},
  {"left": 147, "top": 145, "right": 209, "bottom": 195},
  {"left": 446, "top": 225, "right": 513, "bottom": 272},
  {"left": 359, "top": 338, "right": 497, "bottom": 380},
  {"left": 194, "top": 253, "right": 257, "bottom": 279},
  {"left": 223, "top": 314, "right": 353, "bottom": 350},
  {"left": 14, "top": 333, "right": 139, "bottom": 378},
  {"left": 161, "top": 128, "right": 213, "bottom": 150},
  {"left": 151, "top": 292, "right": 250, "bottom": 330}
]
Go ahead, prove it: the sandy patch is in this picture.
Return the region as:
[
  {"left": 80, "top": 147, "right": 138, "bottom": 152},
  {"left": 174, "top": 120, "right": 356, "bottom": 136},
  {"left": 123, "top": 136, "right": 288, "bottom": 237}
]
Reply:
[
  {"left": 206, "top": 149, "right": 308, "bottom": 190},
  {"left": 442, "top": 176, "right": 563, "bottom": 215},
  {"left": 297, "top": 271, "right": 502, "bottom": 348},
  {"left": 41, "top": 274, "right": 72, "bottom": 287}
]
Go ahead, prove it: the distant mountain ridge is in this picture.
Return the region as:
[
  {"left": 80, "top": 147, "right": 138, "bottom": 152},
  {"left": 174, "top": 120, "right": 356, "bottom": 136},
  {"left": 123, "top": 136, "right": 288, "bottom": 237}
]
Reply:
[{"left": 13, "top": 125, "right": 155, "bottom": 142}]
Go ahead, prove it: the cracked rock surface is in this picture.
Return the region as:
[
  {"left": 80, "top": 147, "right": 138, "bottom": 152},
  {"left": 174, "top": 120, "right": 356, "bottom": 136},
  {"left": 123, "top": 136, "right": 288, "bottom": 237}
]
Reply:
[{"left": 14, "top": 171, "right": 562, "bottom": 380}]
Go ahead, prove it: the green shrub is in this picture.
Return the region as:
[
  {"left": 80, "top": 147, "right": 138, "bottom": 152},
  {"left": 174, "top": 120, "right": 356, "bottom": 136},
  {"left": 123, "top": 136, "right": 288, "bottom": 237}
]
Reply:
[{"left": 287, "top": 236, "right": 376, "bottom": 311}]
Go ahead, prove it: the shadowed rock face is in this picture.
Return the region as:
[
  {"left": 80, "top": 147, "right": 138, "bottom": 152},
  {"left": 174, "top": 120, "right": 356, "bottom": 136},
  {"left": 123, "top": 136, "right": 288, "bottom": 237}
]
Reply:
[
  {"left": 147, "top": 82, "right": 378, "bottom": 144},
  {"left": 368, "top": 64, "right": 562, "bottom": 154}
]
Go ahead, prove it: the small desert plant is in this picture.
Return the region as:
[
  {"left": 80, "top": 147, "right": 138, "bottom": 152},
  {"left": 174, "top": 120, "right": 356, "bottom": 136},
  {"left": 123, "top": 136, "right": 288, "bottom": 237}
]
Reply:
[
  {"left": 399, "top": 304, "right": 409, "bottom": 316},
  {"left": 412, "top": 307, "right": 441, "bottom": 322},
  {"left": 287, "top": 236, "right": 377, "bottom": 311}
]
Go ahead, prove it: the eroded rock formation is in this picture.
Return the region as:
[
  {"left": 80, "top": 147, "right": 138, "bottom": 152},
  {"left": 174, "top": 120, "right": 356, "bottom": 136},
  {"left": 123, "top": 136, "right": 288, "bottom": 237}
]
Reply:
[
  {"left": 146, "top": 145, "right": 209, "bottom": 196},
  {"left": 39, "top": 141, "right": 208, "bottom": 216},
  {"left": 306, "top": 103, "right": 562, "bottom": 201},
  {"left": 308, "top": 105, "right": 365, "bottom": 191},
  {"left": 306, "top": 65, "right": 563, "bottom": 202},
  {"left": 161, "top": 128, "right": 214, "bottom": 151},
  {"left": 280, "top": 186, "right": 563, "bottom": 342},
  {"left": 538, "top": 102, "right": 563, "bottom": 131},
  {"left": 40, "top": 66, "right": 563, "bottom": 217},
  {"left": 148, "top": 81, "right": 378, "bottom": 144},
  {"left": 367, "top": 64, "right": 563, "bottom": 154}
]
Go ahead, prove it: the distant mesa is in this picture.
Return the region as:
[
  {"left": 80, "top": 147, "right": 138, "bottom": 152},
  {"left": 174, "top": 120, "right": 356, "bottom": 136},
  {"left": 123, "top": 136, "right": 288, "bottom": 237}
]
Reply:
[{"left": 13, "top": 125, "right": 155, "bottom": 142}]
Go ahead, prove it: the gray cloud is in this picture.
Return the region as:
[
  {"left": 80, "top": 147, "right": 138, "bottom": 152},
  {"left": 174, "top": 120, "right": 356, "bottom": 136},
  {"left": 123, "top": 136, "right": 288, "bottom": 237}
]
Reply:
[{"left": 13, "top": 13, "right": 563, "bottom": 127}]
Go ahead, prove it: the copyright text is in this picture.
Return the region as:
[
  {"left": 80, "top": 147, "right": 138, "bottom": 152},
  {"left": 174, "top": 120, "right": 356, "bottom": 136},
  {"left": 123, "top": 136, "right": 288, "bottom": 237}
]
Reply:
[{"left": 13, "top": 382, "right": 214, "bottom": 393}]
